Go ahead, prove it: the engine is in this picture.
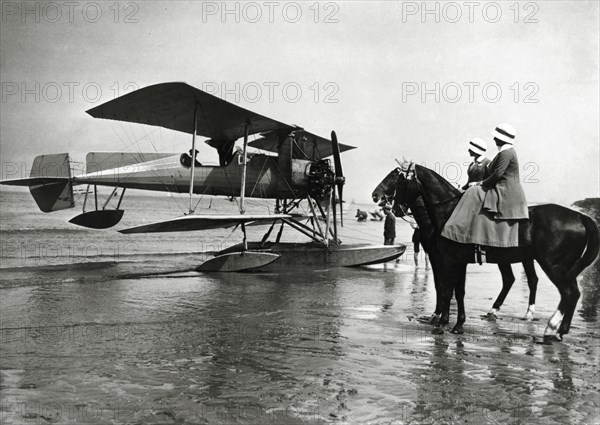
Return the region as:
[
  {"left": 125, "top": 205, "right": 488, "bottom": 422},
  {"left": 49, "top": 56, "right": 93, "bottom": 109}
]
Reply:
[{"left": 307, "top": 159, "right": 334, "bottom": 200}]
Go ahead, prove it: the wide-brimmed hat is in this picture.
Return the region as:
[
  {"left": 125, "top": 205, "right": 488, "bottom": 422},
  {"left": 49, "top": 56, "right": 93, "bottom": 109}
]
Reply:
[
  {"left": 492, "top": 123, "right": 516, "bottom": 145},
  {"left": 468, "top": 138, "right": 487, "bottom": 156}
]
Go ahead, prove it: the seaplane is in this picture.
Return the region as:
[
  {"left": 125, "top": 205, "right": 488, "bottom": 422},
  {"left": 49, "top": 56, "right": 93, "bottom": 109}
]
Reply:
[{"left": 1, "top": 82, "right": 405, "bottom": 271}]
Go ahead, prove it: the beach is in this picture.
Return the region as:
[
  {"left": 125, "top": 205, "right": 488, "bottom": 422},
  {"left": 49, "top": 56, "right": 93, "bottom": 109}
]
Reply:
[{"left": 1, "top": 190, "right": 599, "bottom": 424}]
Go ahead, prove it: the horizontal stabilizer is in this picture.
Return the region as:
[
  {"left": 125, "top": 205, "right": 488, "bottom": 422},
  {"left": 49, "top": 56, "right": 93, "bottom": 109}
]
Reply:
[
  {"left": 0, "top": 177, "right": 70, "bottom": 187},
  {"left": 86, "top": 152, "right": 179, "bottom": 173},
  {"left": 119, "top": 214, "right": 292, "bottom": 234}
]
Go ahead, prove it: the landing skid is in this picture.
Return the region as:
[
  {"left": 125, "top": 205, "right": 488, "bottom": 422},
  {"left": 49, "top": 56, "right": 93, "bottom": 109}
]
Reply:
[{"left": 197, "top": 242, "right": 406, "bottom": 272}]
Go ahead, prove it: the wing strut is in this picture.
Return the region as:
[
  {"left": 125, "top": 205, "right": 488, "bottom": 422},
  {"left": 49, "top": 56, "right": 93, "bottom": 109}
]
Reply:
[
  {"left": 188, "top": 103, "right": 199, "bottom": 214},
  {"left": 240, "top": 120, "right": 250, "bottom": 214},
  {"left": 240, "top": 120, "right": 250, "bottom": 250}
]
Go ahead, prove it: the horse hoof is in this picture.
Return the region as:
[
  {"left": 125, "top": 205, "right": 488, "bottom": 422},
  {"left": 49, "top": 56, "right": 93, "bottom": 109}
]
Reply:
[
  {"left": 486, "top": 313, "right": 497, "bottom": 322},
  {"left": 524, "top": 314, "right": 534, "bottom": 322},
  {"left": 543, "top": 334, "right": 562, "bottom": 344},
  {"left": 429, "top": 316, "right": 440, "bottom": 325},
  {"left": 431, "top": 326, "right": 444, "bottom": 335},
  {"left": 451, "top": 326, "right": 464, "bottom": 335}
]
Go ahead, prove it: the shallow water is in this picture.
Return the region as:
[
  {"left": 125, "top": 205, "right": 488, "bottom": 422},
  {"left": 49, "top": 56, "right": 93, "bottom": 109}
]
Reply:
[{"left": 1, "top": 191, "right": 599, "bottom": 424}]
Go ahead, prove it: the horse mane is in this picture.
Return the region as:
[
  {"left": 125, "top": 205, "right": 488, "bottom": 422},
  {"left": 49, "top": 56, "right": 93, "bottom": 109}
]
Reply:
[{"left": 414, "top": 164, "right": 461, "bottom": 199}]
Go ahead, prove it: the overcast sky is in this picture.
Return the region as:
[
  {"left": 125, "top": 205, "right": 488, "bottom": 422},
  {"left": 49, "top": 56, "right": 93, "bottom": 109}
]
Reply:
[{"left": 1, "top": 1, "right": 598, "bottom": 204}]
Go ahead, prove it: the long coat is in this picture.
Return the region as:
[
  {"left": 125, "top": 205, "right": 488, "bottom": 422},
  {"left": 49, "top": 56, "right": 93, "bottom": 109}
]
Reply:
[
  {"left": 481, "top": 148, "right": 528, "bottom": 219},
  {"left": 462, "top": 157, "right": 491, "bottom": 190}
]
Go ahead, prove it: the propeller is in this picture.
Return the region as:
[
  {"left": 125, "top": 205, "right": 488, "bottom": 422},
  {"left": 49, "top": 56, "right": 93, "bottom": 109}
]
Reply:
[{"left": 331, "top": 131, "right": 345, "bottom": 227}]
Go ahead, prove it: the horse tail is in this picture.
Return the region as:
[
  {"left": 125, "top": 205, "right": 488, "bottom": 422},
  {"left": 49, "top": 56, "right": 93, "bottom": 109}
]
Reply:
[{"left": 567, "top": 213, "right": 600, "bottom": 279}]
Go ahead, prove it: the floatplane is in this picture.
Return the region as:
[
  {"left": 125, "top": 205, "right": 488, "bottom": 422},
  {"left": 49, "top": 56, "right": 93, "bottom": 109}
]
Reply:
[{"left": 1, "top": 82, "right": 405, "bottom": 271}]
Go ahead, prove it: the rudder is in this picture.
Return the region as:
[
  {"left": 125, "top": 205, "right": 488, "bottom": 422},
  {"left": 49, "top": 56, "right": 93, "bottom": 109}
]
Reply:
[{"left": 29, "top": 153, "right": 75, "bottom": 212}]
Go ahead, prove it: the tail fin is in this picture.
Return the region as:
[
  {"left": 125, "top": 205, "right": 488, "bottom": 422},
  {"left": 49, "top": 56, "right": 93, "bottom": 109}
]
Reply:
[
  {"left": 29, "top": 153, "right": 75, "bottom": 212},
  {"left": 567, "top": 213, "right": 600, "bottom": 279},
  {"left": 0, "top": 153, "right": 75, "bottom": 212}
]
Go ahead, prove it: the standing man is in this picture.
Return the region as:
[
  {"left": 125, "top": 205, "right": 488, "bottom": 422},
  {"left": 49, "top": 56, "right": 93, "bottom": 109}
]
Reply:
[{"left": 383, "top": 204, "right": 396, "bottom": 245}]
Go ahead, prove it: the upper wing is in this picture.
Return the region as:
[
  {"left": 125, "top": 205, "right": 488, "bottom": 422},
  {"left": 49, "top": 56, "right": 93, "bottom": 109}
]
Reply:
[
  {"left": 86, "top": 82, "right": 294, "bottom": 142},
  {"left": 249, "top": 129, "right": 356, "bottom": 160}
]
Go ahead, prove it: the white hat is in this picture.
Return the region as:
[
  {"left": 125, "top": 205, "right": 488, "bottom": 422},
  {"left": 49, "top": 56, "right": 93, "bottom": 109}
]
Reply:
[
  {"left": 492, "top": 123, "right": 516, "bottom": 145},
  {"left": 468, "top": 138, "right": 487, "bottom": 156}
]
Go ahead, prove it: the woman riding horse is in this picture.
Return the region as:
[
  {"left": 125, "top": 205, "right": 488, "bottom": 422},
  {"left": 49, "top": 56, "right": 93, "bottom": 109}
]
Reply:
[
  {"left": 461, "top": 135, "right": 538, "bottom": 319},
  {"left": 462, "top": 137, "right": 490, "bottom": 190},
  {"left": 442, "top": 124, "right": 528, "bottom": 247}
]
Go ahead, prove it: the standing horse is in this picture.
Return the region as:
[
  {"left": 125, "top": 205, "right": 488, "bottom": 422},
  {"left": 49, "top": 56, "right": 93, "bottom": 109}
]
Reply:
[
  {"left": 379, "top": 189, "right": 539, "bottom": 322},
  {"left": 372, "top": 162, "right": 599, "bottom": 342}
]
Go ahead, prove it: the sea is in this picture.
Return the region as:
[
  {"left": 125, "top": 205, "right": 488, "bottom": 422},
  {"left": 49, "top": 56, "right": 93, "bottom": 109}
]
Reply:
[{"left": 1, "top": 189, "right": 598, "bottom": 424}]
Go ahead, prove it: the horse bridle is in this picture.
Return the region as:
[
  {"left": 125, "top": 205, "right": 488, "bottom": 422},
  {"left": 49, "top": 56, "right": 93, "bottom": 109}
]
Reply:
[{"left": 392, "top": 164, "right": 417, "bottom": 224}]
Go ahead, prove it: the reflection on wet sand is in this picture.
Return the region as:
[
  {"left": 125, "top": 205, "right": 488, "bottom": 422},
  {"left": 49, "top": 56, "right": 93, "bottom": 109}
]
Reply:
[
  {"left": 580, "top": 265, "right": 600, "bottom": 321},
  {"left": 1, "top": 259, "right": 598, "bottom": 424}
]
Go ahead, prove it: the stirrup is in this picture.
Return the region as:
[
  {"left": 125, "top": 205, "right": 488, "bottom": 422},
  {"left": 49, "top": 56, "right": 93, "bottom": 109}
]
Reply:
[{"left": 475, "top": 245, "right": 486, "bottom": 265}]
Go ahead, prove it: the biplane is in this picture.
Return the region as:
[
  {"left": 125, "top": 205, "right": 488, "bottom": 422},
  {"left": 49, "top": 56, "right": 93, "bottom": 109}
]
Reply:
[{"left": 1, "top": 82, "right": 405, "bottom": 271}]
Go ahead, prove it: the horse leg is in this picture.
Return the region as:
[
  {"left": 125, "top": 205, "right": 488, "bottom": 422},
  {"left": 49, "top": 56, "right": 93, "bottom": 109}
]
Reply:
[
  {"left": 523, "top": 259, "right": 538, "bottom": 321},
  {"left": 439, "top": 285, "right": 452, "bottom": 326},
  {"left": 451, "top": 264, "right": 468, "bottom": 334},
  {"left": 542, "top": 271, "right": 580, "bottom": 343},
  {"left": 428, "top": 256, "right": 442, "bottom": 324},
  {"left": 557, "top": 279, "right": 580, "bottom": 337},
  {"left": 432, "top": 267, "right": 455, "bottom": 334},
  {"left": 488, "top": 263, "right": 515, "bottom": 320}
]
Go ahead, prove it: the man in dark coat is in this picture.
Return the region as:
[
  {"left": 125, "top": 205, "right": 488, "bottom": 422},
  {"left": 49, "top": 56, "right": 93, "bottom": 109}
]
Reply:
[{"left": 383, "top": 204, "right": 396, "bottom": 245}]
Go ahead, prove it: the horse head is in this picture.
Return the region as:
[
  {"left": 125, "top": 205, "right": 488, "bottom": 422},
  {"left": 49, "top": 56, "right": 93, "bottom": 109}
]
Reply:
[
  {"left": 371, "top": 167, "right": 400, "bottom": 205},
  {"left": 372, "top": 159, "right": 422, "bottom": 217},
  {"left": 393, "top": 160, "right": 424, "bottom": 213}
]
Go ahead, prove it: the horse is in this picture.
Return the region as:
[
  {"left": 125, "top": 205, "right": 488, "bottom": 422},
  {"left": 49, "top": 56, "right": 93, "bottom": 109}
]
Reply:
[
  {"left": 380, "top": 189, "right": 539, "bottom": 322},
  {"left": 372, "top": 161, "right": 599, "bottom": 342}
]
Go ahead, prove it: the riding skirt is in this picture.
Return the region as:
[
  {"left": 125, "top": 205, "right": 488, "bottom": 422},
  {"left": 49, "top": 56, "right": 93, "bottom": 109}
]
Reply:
[{"left": 441, "top": 186, "right": 521, "bottom": 247}]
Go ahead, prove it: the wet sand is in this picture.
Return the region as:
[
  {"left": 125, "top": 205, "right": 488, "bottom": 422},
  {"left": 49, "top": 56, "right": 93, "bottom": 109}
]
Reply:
[
  {"left": 1, "top": 261, "right": 598, "bottom": 424},
  {"left": 1, "top": 191, "right": 599, "bottom": 424}
]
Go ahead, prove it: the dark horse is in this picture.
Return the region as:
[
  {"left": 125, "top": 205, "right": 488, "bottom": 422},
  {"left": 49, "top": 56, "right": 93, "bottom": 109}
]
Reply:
[
  {"left": 372, "top": 161, "right": 599, "bottom": 342},
  {"left": 378, "top": 190, "right": 539, "bottom": 322}
]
